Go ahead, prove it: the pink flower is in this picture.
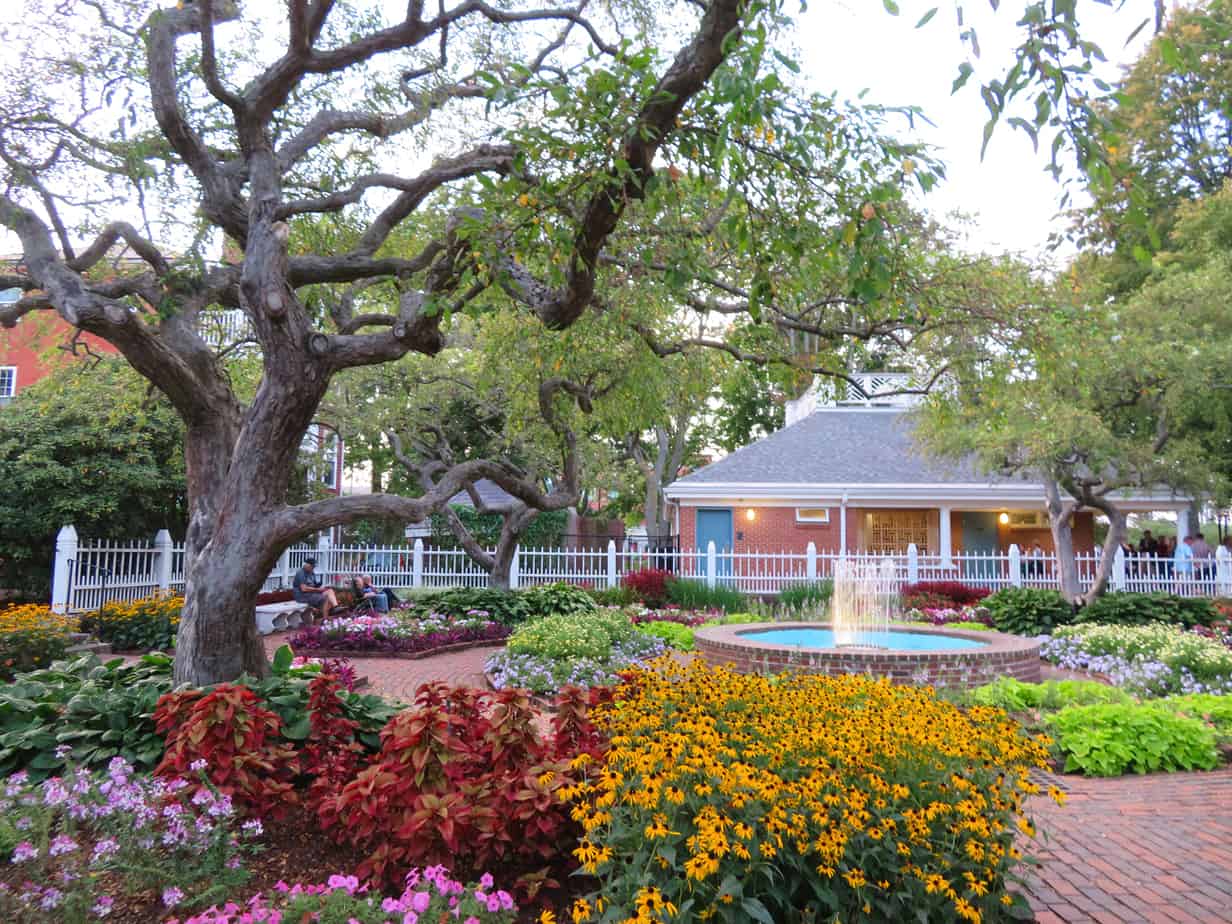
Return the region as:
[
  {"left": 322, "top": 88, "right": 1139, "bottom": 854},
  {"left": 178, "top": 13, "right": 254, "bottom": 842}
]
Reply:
[
  {"left": 478, "top": 873, "right": 494, "bottom": 890},
  {"left": 411, "top": 890, "right": 431, "bottom": 913}
]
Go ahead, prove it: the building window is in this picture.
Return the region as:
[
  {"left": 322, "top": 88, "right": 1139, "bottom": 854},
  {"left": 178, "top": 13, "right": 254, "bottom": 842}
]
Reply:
[
  {"left": 319, "top": 432, "right": 338, "bottom": 488},
  {"left": 0, "top": 366, "right": 15, "bottom": 406},
  {"left": 795, "top": 507, "right": 830, "bottom": 524},
  {"left": 866, "top": 510, "right": 929, "bottom": 553}
]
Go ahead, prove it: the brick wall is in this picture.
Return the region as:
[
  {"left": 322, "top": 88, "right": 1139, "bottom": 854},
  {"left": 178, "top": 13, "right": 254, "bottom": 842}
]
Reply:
[
  {"left": 0, "top": 317, "right": 117, "bottom": 399},
  {"left": 678, "top": 504, "right": 1096, "bottom": 555}
]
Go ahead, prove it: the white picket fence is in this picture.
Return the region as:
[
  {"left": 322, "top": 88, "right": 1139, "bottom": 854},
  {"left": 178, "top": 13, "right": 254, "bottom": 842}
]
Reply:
[{"left": 49, "top": 524, "right": 1232, "bottom": 613}]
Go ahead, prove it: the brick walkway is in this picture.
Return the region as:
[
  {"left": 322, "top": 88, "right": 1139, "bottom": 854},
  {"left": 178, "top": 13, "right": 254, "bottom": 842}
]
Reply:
[
  {"left": 270, "top": 636, "right": 1232, "bottom": 922},
  {"left": 1023, "top": 769, "right": 1232, "bottom": 923},
  {"left": 264, "top": 632, "right": 495, "bottom": 702}
]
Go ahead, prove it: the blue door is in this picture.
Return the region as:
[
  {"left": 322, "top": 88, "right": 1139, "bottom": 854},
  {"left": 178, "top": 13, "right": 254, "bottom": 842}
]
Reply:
[
  {"left": 696, "top": 508, "right": 734, "bottom": 576},
  {"left": 959, "top": 512, "right": 999, "bottom": 582}
]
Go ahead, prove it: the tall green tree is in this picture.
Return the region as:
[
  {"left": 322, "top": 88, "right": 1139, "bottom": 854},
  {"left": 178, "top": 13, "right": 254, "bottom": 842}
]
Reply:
[{"left": 0, "top": 359, "right": 186, "bottom": 596}]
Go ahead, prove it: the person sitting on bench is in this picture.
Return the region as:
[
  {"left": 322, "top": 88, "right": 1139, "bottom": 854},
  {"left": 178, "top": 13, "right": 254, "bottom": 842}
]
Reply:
[{"left": 292, "top": 557, "right": 336, "bottom": 625}]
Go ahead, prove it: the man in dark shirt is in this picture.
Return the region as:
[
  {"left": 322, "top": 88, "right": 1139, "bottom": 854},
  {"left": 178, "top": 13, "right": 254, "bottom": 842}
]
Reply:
[{"left": 291, "top": 557, "right": 337, "bottom": 624}]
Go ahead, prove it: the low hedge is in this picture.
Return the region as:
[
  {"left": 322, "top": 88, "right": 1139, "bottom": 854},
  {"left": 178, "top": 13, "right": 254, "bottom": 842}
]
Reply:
[{"left": 1076, "top": 592, "right": 1218, "bottom": 628}]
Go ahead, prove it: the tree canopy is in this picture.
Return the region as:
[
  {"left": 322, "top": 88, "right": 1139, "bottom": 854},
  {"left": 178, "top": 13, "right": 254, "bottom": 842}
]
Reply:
[{"left": 0, "top": 358, "right": 186, "bottom": 597}]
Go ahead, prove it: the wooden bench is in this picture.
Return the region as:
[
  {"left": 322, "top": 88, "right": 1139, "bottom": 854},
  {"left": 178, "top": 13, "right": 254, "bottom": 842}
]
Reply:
[{"left": 254, "top": 601, "right": 314, "bottom": 635}]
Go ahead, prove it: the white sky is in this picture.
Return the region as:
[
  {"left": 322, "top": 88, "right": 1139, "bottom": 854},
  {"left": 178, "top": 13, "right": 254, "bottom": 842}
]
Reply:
[{"left": 793, "top": 0, "right": 1158, "bottom": 262}]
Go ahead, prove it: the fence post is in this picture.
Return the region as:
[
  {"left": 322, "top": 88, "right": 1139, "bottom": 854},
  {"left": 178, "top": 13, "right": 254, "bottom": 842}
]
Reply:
[
  {"left": 154, "top": 529, "right": 173, "bottom": 593},
  {"left": 1008, "top": 543, "right": 1022, "bottom": 588},
  {"left": 906, "top": 543, "right": 919, "bottom": 584},
  {"left": 510, "top": 546, "right": 521, "bottom": 590},
  {"left": 317, "top": 533, "right": 332, "bottom": 580},
  {"left": 51, "top": 524, "right": 79, "bottom": 614},
  {"left": 412, "top": 539, "right": 424, "bottom": 588},
  {"left": 1217, "top": 546, "right": 1232, "bottom": 597},
  {"left": 278, "top": 547, "right": 291, "bottom": 589},
  {"left": 1112, "top": 545, "right": 1126, "bottom": 592},
  {"left": 806, "top": 542, "right": 817, "bottom": 581},
  {"left": 606, "top": 540, "right": 617, "bottom": 589},
  {"left": 706, "top": 540, "right": 717, "bottom": 589}
]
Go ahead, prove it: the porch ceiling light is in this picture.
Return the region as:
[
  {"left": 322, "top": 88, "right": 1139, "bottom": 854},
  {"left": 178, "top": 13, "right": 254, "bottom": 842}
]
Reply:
[{"left": 998, "top": 512, "right": 1010, "bottom": 525}]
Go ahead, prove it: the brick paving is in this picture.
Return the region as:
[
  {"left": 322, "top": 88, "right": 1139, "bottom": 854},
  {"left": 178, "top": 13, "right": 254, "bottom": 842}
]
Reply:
[
  {"left": 265, "top": 637, "right": 1232, "bottom": 922},
  {"left": 1023, "top": 768, "right": 1232, "bottom": 923}
]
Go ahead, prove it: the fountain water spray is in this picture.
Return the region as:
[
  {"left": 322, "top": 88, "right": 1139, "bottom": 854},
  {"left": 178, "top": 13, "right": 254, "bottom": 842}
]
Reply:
[{"left": 830, "top": 558, "right": 897, "bottom": 648}]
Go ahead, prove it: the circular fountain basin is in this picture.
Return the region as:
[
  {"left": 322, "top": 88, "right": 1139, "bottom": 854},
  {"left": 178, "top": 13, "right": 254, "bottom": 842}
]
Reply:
[{"left": 694, "top": 622, "right": 1040, "bottom": 689}]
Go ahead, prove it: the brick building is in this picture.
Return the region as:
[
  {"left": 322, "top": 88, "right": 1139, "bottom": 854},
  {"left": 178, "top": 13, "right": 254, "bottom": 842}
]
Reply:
[{"left": 664, "top": 374, "right": 1190, "bottom": 560}]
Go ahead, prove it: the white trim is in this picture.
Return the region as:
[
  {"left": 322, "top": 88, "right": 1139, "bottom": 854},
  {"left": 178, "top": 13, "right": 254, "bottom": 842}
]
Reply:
[
  {"left": 663, "top": 480, "right": 1189, "bottom": 509},
  {"left": 794, "top": 507, "right": 830, "bottom": 523}
]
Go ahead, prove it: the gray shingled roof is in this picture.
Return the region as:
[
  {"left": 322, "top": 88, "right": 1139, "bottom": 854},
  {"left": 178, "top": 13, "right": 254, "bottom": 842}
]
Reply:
[
  {"left": 448, "top": 479, "right": 518, "bottom": 508},
  {"left": 674, "top": 410, "right": 1018, "bottom": 486}
]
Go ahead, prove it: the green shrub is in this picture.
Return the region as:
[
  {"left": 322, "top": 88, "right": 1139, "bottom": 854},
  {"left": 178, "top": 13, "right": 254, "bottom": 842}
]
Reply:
[
  {"left": 1165, "top": 693, "right": 1232, "bottom": 744},
  {"left": 636, "top": 620, "right": 695, "bottom": 650},
  {"left": 520, "top": 581, "right": 599, "bottom": 618},
  {"left": 969, "top": 677, "right": 1131, "bottom": 712},
  {"left": 665, "top": 577, "right": 746, "bottom": 612},
  {"left": 983, "top": 587, "right": 1074, "bottom": 635},
  {"left": 506, "top": 614, "right": 612, "bottom": 660},
  {"left": 1047, "top": 702, "right": 1220, "bottom": 776},
  {"left": 1078, "top": 592, "right": 1218, "bottom": 628},
  {"left": 586, "top": 585, "right": 636, "bottom": 606},
  {"left": 405, "top": 587, "right": 532, "bottom": 625},
  {"left": 776, "top": 580, "right": 833, "bottom": 611}
]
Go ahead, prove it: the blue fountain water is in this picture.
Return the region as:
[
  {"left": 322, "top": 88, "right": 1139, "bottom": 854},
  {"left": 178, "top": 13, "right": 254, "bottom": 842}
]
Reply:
[{"left": 742, "top": 628, "right": 987, "bottom": 651}]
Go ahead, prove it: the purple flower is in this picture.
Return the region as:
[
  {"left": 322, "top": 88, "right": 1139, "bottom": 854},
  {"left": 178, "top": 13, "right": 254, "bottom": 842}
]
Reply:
[
  {"left": 93, "top": 895, "right": 114, "bottom": 917},
  {"left": 189, "top": 758, "right": 208, "bottom": 772},
  {"left": 478, "top": 872, "right": 494, "bottom": 890},
  {"left": 91, "top": 838, "right": 120, "bottom": 863},
  {"left": 410, "top": 890, "right": 431, "bottom": 913},
  {"left": 162, "top": 886, "right": 185, "bottom": 908},
  {"left": 40, "top": 887, "right": 63, "bottom": 910},
  {"left": 11, "top": 842, "right": 37, "bottom": 863}
]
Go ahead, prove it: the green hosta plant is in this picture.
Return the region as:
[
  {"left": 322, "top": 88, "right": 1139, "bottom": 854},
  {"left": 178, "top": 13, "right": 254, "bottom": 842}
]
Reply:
[
  {"left": 520, "top": 582, "right": 598, "bottom": 619},
  {"left": 983, "top": 587, "right": 1074, "bottom": 636},
  {"left": 1047, "top": 703, "right": 1220, "bottom": 776}
]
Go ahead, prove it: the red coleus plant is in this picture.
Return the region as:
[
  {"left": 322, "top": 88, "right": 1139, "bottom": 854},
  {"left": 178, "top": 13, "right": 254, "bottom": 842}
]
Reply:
[
  {"left": 302, "top": 673, "right": 366, "bottom": 818},
  {"left": 901, "top": 581, "right": 991, "bottom": 608},
  {"left": 323, "top": 681, "right": 609, "bottom": 899},
  {"left": 154, "top": 684, "right": 299, "bottom": 818},
  {"left": 622, "top": 568, "right": 673, "bottom": 607}
]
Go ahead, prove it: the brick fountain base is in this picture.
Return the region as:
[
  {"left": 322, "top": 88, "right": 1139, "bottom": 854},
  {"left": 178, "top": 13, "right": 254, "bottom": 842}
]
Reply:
[{"left": 694, "top": 622, "right": 1040, "bottom": 689}]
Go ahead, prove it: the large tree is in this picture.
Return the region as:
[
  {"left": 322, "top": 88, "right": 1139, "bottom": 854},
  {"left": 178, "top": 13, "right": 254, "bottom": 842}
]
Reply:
[{"left": 0, "top": 0, "right": 996, "bottom": 683}]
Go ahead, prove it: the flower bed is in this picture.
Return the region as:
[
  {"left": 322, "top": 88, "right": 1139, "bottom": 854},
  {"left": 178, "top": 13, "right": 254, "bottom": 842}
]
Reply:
[
  {"left": 80, "top": 592, "right": 182, "bottom": 651},
  {"left": 173, "top": 866, "right": 519, "bottom": 923},
  {"left": 486, "top": 610, "right": 664, "bottom": 694},
  {"left": 1039, "top": 623, "right": 1232, "bottom": 696},
  {"left": 565, "top": 659, "right": 1054, "bottom": 923},
  {"left": 0, "top": 604, "right": 77, "bottom": 678},
  {"left": 289, "top": 610, "right": 509, "bottom": 656},
  {"left": 0, "top": 755, "right": 263, "bottom": 921},
  {"left": 901, "top": 604, "right": 992, "bottom": 627}
]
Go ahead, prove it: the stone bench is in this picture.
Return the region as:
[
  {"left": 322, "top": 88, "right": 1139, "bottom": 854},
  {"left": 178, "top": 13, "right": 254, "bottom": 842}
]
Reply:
[{"left": 255, "top": 601, "right": 313, "bottom": 635}]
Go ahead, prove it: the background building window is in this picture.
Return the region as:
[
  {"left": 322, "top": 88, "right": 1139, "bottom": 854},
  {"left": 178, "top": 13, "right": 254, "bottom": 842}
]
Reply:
[
  {"left": 0, "top": 366, "right": 15, "bottom": 406},
  {"left": 795, "top": 507, "right": 830, "bottom": 523},
  {"left": 865, "top": 510, "right": 929, "bottom": 553}
]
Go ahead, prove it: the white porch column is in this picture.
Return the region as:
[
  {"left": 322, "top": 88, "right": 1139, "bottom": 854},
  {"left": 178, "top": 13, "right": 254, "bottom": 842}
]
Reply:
[
  {"left": 839, "top": 493, "right": 848, "bottom": 557},
  {"left": 939, "top": 506, "right": 953, "bottom": 568},
  {"left": 1177, "top": 507, "right": 1191, "bottom": 540}
]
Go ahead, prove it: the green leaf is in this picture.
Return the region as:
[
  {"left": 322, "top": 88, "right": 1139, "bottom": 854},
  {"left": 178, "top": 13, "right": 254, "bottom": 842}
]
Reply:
[
  {"left": 271, "top": 644, "right": 294, "bottom": 674},
  {"left": 741, "top": 898, "right": 776, "bottom": 924},
  {"left": 952, "top": 62, "right": 974, "bottom": 93},
  {"left": 882, "top": 0, "right": 899, "bottom": 14},
  {"left": 915, "top": 7, "right": 937, "bottom": 28}
]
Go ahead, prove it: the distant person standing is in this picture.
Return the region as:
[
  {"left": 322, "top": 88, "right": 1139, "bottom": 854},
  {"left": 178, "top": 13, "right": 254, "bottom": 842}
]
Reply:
[
  {"left": 1174, "top": 535, "right": 1195, "bottom": 590},
  {"left": 1192, "top": 533, "right": 1213, "bottom": 582},
  {"left": 1138, "top": 530, "right": 1159, "bottom": 556}
]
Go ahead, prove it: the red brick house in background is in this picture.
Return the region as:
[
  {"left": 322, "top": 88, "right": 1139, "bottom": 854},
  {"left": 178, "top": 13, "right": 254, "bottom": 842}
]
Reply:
[
  {"left": 664, "top": 373, "right": 1192, "bottom": 562},
  {"left": 0, "top": 276, "right": 344, "bottom": 493}
]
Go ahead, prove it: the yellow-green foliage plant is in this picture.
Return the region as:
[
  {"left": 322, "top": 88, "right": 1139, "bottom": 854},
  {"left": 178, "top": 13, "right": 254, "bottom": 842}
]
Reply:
[{"left": 563, "top": 660, "right": 1060, "bottom": 924}]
